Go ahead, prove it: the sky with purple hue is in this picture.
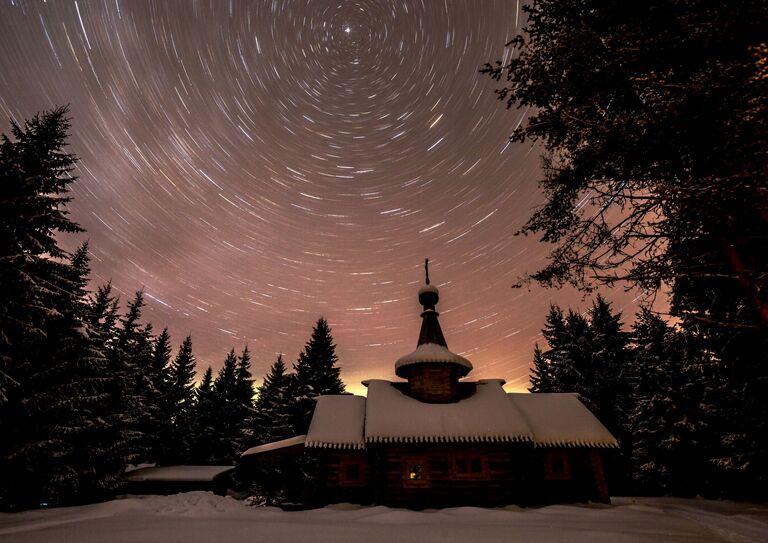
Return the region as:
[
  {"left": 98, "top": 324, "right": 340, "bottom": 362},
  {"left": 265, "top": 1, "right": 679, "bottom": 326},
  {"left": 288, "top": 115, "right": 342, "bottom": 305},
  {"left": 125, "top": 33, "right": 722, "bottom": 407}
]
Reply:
[{"left": 0, "top": 0, "right": 642, "bottom": 393}]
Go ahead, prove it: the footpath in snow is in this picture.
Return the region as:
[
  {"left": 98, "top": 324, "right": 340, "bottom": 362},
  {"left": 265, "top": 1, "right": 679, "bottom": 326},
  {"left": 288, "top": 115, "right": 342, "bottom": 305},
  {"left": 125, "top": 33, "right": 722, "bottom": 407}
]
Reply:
[{"left": 1, "top": 492, "right": 767, "bottom": 543}]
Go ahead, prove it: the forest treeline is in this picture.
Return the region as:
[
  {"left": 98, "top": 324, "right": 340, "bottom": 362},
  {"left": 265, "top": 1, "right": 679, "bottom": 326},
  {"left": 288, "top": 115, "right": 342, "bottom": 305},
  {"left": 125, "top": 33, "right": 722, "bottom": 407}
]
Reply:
[
  {"left": 0, "top": 108, "right": 345, "bottom": 510},
  {"left": 531, "top": 296, "right": 766, "bottom": 500},
  {"left": 485, "top": 0, "right": 767, "bottom": 501}
]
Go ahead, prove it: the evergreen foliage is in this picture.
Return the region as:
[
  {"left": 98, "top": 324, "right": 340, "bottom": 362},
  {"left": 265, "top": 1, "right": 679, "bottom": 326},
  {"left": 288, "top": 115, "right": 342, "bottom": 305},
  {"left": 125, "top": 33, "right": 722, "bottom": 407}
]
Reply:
[
  {"left": 151, "top": 329, "right": 173, "bottom": 462},
  {"left": 531, "top": 297, "right": 764, "bottom": 497},
  {"left": 290, "top": 318, "right": 345, "bottom": 435},
  {"left": 528, "top": 344, "right": 551, "bottom": 393},
  {"left": 233, "top": 346, "right": 255, "bottom": 452},
  {"left": 0, "top": 109, "right": 118, "bottom": 508},
  {"left": 491, "top": 0, "right": 767, "bottom": 499},
  {"left": 190, "top": 366, "right": 217, "bottom": 464},
  {"left": 210, "top": 349, "right": 240, "bottom": 462},
  {"left": 120, "top": 293, "right": 161, "bottom": 464},
  {"left": 624, "top": 309, "right": 706, "bottom": 495},
  {"left": 165, "top": 336, "right": 197, "bottom": 463},
  {"left": 483, "top": 0, "right": 767, "bottom": 316},
  {"left": 251, "top": 355, "right": 294, "bottom": 445}
]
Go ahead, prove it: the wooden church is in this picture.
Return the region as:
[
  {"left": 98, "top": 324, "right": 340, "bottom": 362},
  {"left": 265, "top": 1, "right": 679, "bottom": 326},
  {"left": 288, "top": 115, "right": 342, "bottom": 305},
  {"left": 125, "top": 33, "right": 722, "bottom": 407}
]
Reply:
[{"left": 242, "top": 266, "right": 617, "bottom": 508}]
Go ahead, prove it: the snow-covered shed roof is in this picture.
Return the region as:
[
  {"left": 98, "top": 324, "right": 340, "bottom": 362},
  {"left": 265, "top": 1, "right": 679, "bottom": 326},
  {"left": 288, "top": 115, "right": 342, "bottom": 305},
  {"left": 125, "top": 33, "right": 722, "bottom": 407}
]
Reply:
[
  {"left": 364, "top": 379, "right": 532, "bottom": 444},
  {"left": 508, "top": 393, "right": 619, "bottom": 448},
  {"left": 394, "top": 343, "right": 473, "bottom": 373},
  {"left": 241, "top": 435, "right": 307, "bottom": 458},
  {"left": 124, "top": 465, "right": 234, "bottom": 482},
  {"left": 306, "top": 395, "right": 366, "bottom": 449}
]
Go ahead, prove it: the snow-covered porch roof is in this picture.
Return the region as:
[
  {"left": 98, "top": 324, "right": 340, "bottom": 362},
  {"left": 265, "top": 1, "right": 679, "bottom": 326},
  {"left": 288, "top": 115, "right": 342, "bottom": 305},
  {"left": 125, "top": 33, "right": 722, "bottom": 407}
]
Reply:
[
  {"left": 241, "top": 435, "right": 307, "bottom": 458},
  {"left": 306, "top": 395, "right": 366, "bottom": 449},
  {"left": 124, "top": 465, "right": 234, "bottom": 482}
]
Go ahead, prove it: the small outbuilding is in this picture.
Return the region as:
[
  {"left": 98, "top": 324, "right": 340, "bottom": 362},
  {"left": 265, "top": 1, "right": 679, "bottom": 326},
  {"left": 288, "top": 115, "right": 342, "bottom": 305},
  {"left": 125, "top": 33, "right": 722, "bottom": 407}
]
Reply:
[{"left": 242, "top": 266, "right": 617, "bottom": 508}]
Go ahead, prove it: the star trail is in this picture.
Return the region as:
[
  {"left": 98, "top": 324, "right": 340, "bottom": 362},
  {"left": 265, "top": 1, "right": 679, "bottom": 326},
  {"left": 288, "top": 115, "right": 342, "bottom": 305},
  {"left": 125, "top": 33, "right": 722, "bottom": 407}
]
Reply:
[{"left": 0, "top": 0, "right": 639, "bottom": 392}]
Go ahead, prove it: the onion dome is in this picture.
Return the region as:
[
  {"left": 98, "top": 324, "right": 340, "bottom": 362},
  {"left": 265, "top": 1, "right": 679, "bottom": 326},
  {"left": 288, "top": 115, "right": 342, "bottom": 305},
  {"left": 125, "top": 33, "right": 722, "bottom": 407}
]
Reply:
[{"left": 395, "top": 259, "right": 473, "bottom": 379}]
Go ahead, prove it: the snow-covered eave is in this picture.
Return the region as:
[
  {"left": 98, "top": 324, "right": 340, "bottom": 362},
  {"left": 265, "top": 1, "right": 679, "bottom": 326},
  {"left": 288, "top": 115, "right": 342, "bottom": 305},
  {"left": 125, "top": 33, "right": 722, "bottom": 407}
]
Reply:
[
  {"left": 533, "top": 440, "right": 619, "bottom": 449},
  {"left": 365, "top": 435, "right": 532, "bottom": 444},
  {"left": 394, "top": 342, "right": 473, "bottom": 372},
  {"left": 241, "top": 435, "right": 307, "bottom": 457},
  {"left": 305, "top": 441, "right": 366, "bottom": 450}
]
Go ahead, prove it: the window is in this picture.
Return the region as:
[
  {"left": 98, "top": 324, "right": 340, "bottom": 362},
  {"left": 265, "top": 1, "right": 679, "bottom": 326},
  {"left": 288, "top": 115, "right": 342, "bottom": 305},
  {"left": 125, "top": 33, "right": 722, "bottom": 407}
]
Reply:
[
  {"left": 450, "top": 454, "right": 489, "bottom": 479},
  {"left": 403, "top": 457, "right": 429, "bottom": 486},
  {"left": 544, "top": 452, "right": 572, "bottom": 480},
  {"left": 339, "top": 457, "right": 366, "bottom": 486}
]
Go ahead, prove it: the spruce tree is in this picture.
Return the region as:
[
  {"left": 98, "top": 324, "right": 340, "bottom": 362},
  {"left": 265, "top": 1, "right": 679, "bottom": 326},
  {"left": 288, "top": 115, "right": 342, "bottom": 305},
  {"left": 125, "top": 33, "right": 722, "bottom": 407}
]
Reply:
[
  {"left": 0, "top": 107, "right": 82, "bottom": 401},
  {"left": 151, "top": 328, "right": 173, "bottom": 463},
  {"left": 83, "top": 282, "right": 129, "bottom": 491},
  {"left": 625, "top": 309, "right": 707, "bottom": 495},
  {"left": 0, "top": 108, "right": 104, "bottom": 508},
  {"left": 587, "top": 296, "right": 629, "bottom": 435},
  {"left": 191, "top": 366, "right": 217, "bottom": 464},
  {"left": 233, "top": 346, "right": 255, "bottom": 453},
  {"left": 211, "top": 349, "right": 240, "bottom": 462},
  {"left": 166, "top": 336, "right": 197, "bottom": 463},
  {"left": 251, "top": 355, "right": 294, "bottom": 445},
  {"left": 52, "top": 244, "right": 114, "bottom": 500},
  {"left": 555, "top": 309, "right": 592, "bottom": 399},
  {"left": 528, "top": 344, "right": 552, "bottom": 393},
  {"left": 114, "top": 292, "right": 157, "bottom": 464},
  {"left": 290, "top": 318, "right": 345, "bottom": 434}
]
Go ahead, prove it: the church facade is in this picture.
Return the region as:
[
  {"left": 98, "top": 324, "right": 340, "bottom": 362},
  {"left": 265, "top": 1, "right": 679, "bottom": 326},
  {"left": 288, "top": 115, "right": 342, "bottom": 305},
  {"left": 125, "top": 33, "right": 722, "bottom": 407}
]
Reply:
[{"left": 242, "top": 274, "right": 617, "bottom": 508}]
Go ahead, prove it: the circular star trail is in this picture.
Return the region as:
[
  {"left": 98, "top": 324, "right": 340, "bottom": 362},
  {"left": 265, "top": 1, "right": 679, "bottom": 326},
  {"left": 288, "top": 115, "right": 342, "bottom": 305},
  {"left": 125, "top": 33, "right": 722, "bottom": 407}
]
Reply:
[{"left": 0, "top": 1, "right": 639, "bottom": 391}]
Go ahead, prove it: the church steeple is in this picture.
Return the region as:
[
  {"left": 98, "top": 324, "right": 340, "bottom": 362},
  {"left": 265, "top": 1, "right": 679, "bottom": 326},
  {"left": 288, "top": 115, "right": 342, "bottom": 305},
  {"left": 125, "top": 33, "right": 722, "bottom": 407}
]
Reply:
[
  {"left": 394, "top": 260, "right": 472, "bottom": 402},
  {"left": 417, "top": 258, "right": 447, "bottom": 347}
]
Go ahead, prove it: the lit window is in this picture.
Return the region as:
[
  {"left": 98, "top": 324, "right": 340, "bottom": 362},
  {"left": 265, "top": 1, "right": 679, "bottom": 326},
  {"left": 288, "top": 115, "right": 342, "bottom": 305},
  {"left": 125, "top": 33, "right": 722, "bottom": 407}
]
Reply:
[{"left": 403, "top": 457, "right": 429, "bottom": 486}]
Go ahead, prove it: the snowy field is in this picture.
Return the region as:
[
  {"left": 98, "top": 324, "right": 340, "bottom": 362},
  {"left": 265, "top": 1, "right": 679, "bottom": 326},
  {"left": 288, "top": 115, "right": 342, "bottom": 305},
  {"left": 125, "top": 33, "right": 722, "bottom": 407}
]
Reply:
[{"left": 1, "top": 492, "right": 767, "bottom": 543}]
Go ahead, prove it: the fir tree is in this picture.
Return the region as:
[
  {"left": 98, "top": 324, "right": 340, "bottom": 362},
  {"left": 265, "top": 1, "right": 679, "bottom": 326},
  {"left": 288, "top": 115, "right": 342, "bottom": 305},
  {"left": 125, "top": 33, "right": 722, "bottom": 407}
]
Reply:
[
  {"left": 84, "top": 282, "right": 128, "bottom": 491},
  {"left": 528, "top": 344, "right": 552, "bottom": 393},
  {"left": 533, "top": 298, "right": 629, "bottom": 435},
  {"left": 210, "top": 349, "right": 240, "bottom": 462},
  {"left": 233, "top": 346, "right": 255, "bottom": 452},
  {"left": 625, "top": 309, "right": 706, "bottom": 495},
  {"left": 0, "top": 109, "right": 111, "bottom": 508},
  {"left": 114, "top": 292, "right": 157, "bottom": 464},
  {"left": 587, "top": 296, "right": 629, "bottom": 434},
  {"left": 151, "top": 328, "right": 173, "bottom": 463},
  {"left": 0, "top": 107, "right": 82, "bottom": 401},
  {"left": 165, "top": 335, "right": 197, "bottom": 463},
  {"left": 290, "top": 318, "right": 345, "bottom": 435},
  {"left": 190, "top": 366, "right": 217, "bottom": 464},
  {"left": 251, "top": 355, "right": 294, "bottom": 445}
]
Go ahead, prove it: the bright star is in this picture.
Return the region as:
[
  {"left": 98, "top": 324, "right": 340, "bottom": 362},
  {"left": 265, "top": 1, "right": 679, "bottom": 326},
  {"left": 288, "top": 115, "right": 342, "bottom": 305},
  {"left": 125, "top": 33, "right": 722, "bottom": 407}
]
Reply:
[{"left": 343, "top": 25, "right": 351, "bottom": 34}]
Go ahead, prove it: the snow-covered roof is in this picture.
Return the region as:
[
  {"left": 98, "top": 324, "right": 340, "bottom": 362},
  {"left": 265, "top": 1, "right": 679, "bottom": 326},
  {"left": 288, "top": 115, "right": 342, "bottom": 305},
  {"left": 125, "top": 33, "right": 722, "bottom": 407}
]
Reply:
[
  {"left": 306, "top": 395, "right": 366, "bottom": 449},
  {"left": 418, "top": 284, "right": 439, "bottom": 296},
  {"left": 123, "top": 465, "right": 233, "bottom": 482},
  {"left": 508, "top": 393, "right": 619, "bottom": 448},
  {"left": 394, "top": 343, "right": 473, "bottom": 373},
  {"left": 364, "top": 380, "right": 532, "bottom": 444},
  {"left": 241, "top": 435, "right": 307, "bottom": 458}
]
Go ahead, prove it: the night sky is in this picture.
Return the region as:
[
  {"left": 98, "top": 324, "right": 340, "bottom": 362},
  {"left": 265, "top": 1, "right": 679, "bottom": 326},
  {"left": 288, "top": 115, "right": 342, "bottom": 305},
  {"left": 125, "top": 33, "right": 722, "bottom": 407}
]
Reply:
[{"left": 0, "top": 1, "right": 641, "bottom": 392}]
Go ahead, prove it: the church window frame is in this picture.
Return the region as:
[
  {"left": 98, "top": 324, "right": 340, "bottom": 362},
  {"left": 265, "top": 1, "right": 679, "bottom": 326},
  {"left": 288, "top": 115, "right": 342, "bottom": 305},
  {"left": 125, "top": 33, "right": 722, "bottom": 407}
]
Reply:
[
  {"left": 339, "top": 456, "right": 366, "bottom": 487},
  {"left": 544, "top": 452, "right": 572, "bottom": 480},
  {"left": 450, "top": 453, "right": 489, "bottom": 480},
  {"left": 402, "top": 456, "right": 430, "bottom": 487}
]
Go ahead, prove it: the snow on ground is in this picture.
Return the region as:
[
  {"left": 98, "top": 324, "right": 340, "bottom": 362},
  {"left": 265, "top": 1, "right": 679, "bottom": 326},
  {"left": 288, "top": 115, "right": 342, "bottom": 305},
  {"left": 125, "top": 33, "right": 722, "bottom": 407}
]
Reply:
[{"left": 1, "top": 493, "right": 766, "bottom": 543}]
